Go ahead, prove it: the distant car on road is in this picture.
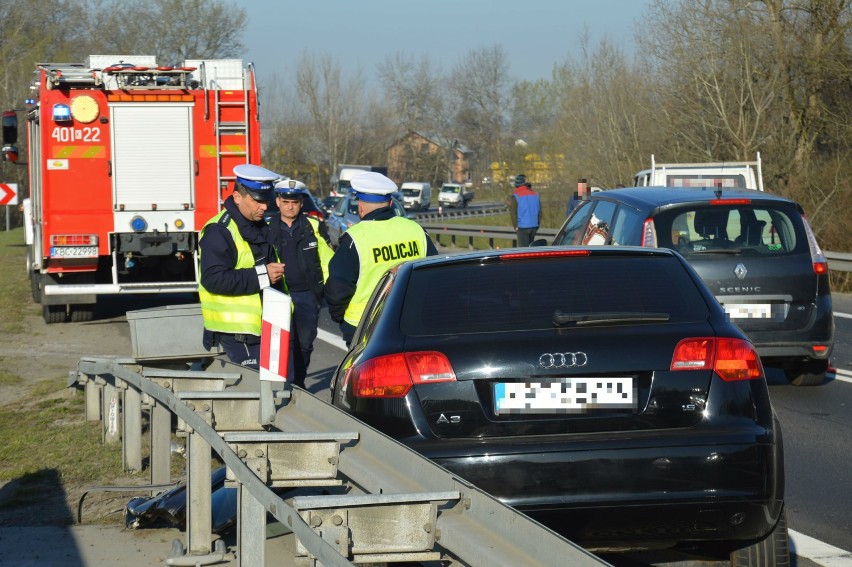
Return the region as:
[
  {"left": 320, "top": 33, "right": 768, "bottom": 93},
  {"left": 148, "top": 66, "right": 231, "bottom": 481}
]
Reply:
[
  {"left": 330, "top": 246, "right": 787, "bottom": 564},
  {"left": 326, "top": 191, "right": 407, "bottom": 247},
  {"left": 321, "top": 195, "right": 342, "bottom": 216},
  {"left": 437, "top": 183, "right": 474, "bottom": 208},
  {"left": 400, "top": 182, "right": 432, "bottom": 211},
  {"left": 550, "top": 186, "right": 834, "bottom": 385}
]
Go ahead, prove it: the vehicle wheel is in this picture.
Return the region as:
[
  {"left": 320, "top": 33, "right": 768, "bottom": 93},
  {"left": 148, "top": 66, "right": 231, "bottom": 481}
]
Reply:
[
  {"left": 730, "top": 507, "right": 790, "bottom": 567},
  {"left": 30, "top": 272, "right": 42, "bottom": 304},
  {"left": 43, "top": 304, "right": 67, "bottom": 324},
  {"left": 70, "top": 304, "right": 95, "bottom": 322},
  {"left": 783, "top": 358, "right": 828, "bottom": 386}
]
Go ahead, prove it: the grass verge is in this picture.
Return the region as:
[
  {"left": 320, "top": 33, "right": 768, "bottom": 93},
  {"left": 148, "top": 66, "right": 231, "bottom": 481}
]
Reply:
[
  {"left": 0, "top": 377, "right": 124, "bottom": 485},
  {"left": 0, "top": 228, "right": 30, "bottom": 334}
]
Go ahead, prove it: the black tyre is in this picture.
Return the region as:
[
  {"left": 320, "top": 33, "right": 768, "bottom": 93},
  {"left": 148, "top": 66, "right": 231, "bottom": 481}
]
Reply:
[
  {"left": 43, "top": 304, "right": 67, "bottom": 324},
  {"left": 783, "top": 358, "right": 828, "bottom": 386},
  {"left": 730, "top": 507, "right": 790, "bottom": 567},
  {"left": 70, "top": 304, "right": 95, "bottom": 322},
  {"left": 30, "top": 272, "right": 42, "bottom": 304}
]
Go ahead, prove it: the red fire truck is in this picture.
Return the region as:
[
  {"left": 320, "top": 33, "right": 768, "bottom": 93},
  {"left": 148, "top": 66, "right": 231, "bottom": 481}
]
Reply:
[{"left": 4, "top": 55, "right": 262, "bottom": 323}]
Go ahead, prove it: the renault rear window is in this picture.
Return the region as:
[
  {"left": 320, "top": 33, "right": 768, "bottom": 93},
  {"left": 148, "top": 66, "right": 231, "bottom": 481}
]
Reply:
[
  {"left": 655, "top": 204, "right": 803, "bottom": 256},
  {"left": 400, "top": 255, "right": 710, "bottom": 335}
]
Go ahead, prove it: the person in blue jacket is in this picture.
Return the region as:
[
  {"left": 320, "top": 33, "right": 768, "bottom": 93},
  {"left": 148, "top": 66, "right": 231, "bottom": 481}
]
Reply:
[
  {"left": 508, "top": 174, "right": 542, "bottom": 246},
  {"left": 198, "top": 164, "right": 286, "bottom": 369}
]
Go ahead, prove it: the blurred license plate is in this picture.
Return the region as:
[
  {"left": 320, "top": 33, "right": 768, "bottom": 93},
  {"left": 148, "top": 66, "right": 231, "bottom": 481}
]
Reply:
[
  {"left": 494, "top": 378, "right": 635, "bottom": 415},
  {"left": 51, "top": 246, "right": 98, "bottom": 258},
  {"left": 724, "top": 303, "right": 772, "bottom": 319}
]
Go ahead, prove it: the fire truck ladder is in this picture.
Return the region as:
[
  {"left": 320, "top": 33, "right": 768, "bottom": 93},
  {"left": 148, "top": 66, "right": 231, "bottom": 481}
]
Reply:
[{"left": 202, "top": 62, "right": 256, "bottom": 206}]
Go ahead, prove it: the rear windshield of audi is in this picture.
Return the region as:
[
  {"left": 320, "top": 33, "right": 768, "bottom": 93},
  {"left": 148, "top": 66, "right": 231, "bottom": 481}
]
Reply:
[
  {"left": 654, "top": 204, "right": 804, "bottom": 256},
  {"left": 400, "top": 255, "right": 710, "bottom": 335}
]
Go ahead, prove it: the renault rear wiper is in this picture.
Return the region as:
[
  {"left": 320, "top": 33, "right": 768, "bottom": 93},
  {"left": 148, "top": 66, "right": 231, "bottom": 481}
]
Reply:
[{"left": 552, "top": 311, "right": 671, "bottom": 327}]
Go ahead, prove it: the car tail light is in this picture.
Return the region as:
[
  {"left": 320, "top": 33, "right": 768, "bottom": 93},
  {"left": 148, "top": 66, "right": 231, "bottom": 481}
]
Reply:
[
  {"left": 801, "top": 215, "right": 828, "bottom": 274},
  {"left": 812, "top": 345, "right": 829, "bottom": 356},
  {"left": 640, "top": 218, "right": 657, "bottom": 247},
  {"left": 51, "top": 234, "right": 98, "bottom": 245},
  {"left": 351, "top": 351, "right": 457, "bottom": 398},
  {"left": 671, "top": 337, "right": 763, "bottom": 381}
]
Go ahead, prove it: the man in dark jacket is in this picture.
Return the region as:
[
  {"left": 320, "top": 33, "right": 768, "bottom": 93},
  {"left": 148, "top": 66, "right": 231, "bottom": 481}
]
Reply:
[
  {"left": 508, "top": 174, "right": 542, "bottom": 246},
  {"left": 267, "top": 179, "right": 334, "bottom": 388},
  {"left": 325, "top": 172, "right": 439, "bottom": 347},
  {"left": 198, "top": 164, "right": 286, "bottom": 369}
]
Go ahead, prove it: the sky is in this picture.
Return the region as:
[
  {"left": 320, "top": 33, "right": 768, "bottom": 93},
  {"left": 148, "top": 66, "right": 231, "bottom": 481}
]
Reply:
[{"left": 238, "top": 0, "right": 651, "bottom": 85}]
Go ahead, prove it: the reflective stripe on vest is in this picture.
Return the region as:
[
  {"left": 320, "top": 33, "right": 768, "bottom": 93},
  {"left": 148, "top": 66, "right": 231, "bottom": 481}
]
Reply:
[
  {"left": 343, "top": 217, "right": 428, "bottom": 326},
  {"left": 198, "top": 210, "right": 263, "bottom": 335}
]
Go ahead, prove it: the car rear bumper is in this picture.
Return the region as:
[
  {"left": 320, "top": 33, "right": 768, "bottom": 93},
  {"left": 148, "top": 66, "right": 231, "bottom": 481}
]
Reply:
[
  {"left": 740, "top": 296, "right": 834, "bottom": 361},
  {"left": 415, "top": 436, "right": 783, "bottom": 549}
]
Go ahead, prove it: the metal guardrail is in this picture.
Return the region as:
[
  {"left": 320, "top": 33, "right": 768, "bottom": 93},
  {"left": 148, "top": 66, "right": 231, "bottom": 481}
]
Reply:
[
  {"left": 71, "top": 352, "right": 608, "bottom": 566},
  {"left": 826, "top": 251, "right": 852, "bottom": 272},
  {"left": 422, "top": 219, "right": 852, "bottom": 272}
]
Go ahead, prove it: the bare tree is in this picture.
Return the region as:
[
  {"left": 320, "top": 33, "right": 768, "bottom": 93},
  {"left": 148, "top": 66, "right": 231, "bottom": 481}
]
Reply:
[
  {"left": 639, "top": 0, "right": 780, "bottom": 163},
  {"left": 295, "top": 53, "right": 365, "bottom": 185},
  {"left": 448, "top": 45, "right": 511, "bottom": 184},
  {"left": 548, "top": 35, "right": 656, "bottom": 188},
  {"left": 82, "top": 0, "right": 247, "bottom": 64},
  {"left": 378, "top": 52, "right": 448, "bottom": 134}
]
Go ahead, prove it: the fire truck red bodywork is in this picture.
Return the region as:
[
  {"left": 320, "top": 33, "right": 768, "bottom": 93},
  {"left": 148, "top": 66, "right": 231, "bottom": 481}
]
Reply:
[{"left": 23, "top": 55, "right": 261, "bottom": 322}]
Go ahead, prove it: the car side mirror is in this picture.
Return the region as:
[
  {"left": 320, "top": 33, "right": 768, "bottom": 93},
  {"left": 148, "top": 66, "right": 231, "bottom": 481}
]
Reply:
[
  {"left": 530, "top": 238, "right": 548, "bottom": 247},
  {"left": 2, "top": 110, "right": 17, "bottom": 145},
  {"left": 333, "top": 211, "right": 343, "bottom": 217}
]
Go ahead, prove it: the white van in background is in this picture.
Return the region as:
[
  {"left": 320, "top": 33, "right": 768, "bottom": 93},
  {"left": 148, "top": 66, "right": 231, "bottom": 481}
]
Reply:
[
  {"left": 633, "top": 153, "right": 764, "bottom": 191},
  {"left": 400, "top": 182, "right": 432, "bottom": 211}
]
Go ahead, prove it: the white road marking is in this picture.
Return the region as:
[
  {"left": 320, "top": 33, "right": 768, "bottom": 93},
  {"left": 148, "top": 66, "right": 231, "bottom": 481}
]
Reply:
[
  {"left": 834, "top": 312, "right": 852, "bottom": 320},
  {"left": 791, "top": 530, "right": 852, "bottom": 566},
  {"left": 316, "top": 329, "right": 852, "bottom": 565},
  {"left": 832, "top": 368, "right": 852, "bottom": 384}
]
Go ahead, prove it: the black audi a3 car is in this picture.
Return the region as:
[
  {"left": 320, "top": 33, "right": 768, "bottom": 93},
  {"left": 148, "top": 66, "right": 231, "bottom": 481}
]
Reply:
[{"left": 330, "top": 247, "right": 787, "bottom": 565}]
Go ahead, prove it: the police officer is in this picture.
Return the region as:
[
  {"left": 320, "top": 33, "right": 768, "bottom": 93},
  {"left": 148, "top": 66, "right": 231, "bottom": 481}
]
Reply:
[
  {"left": 267, "top": 179, "right": 334, "bottom": 388},
  {"left": 326, "top": 172, "right": 438, "bottom": 346},
  {"left": 198, "top": 164, "right": 286, "bottom": 369},
  {"left": 508, "top": 174, "right": 542, "bottom": 246}
]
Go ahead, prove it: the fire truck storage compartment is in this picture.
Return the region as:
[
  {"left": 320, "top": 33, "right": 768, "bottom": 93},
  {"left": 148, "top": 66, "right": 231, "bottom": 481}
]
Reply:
[{"left": 110, "top": 103, "right": 195, "bottom": 260}]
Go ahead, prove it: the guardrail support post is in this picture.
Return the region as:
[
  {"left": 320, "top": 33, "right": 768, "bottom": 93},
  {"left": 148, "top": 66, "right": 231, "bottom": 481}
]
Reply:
[
  {"left": 122, "top": 386, "right": 142, "bottom": 472},
  {"left": 236, "top": 480, "right": 266, "bottom": 567},
  {"left": 186, "top": 424, "right": 213, "bottom": 555},
  {"left": 83, "top": 376, "right": 100, "bottom": 421},
  {"left": 150, "top": 400, "right": 171, "bottom": 492},
  {"left": 102, "top": 381, "right": 120, "bottom": 446}
]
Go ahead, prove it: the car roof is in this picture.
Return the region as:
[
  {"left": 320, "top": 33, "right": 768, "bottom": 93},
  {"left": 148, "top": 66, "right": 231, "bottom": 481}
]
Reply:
[
  {"left": 592, "top": 186, "right": 800, "bottom": 211},
  {"left": 405, "top": 245, "right": 679, "bottom": 270}
]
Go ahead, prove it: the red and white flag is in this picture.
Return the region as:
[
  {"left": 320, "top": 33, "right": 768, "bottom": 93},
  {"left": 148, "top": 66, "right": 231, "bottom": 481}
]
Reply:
[{"left": 259, "top": 288, "right": 291, "bottom": 382}]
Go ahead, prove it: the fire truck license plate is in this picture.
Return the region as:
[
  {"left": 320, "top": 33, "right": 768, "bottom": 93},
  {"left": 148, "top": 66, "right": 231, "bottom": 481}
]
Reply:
[
  {"left": 494, "top": 378, "right": 635, "bottom": 415},
  {"left": 51, "top": 246, "right": 98, "bottom": 258}
]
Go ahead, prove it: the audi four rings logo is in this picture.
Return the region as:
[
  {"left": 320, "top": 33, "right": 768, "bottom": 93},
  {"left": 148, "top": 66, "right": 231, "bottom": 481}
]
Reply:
[{"left": 539, "top": 352, "right": 588, "bottom": 368}]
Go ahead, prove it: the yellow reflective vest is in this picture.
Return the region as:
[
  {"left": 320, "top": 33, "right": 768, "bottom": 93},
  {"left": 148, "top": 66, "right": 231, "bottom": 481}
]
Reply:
[
  {"left": 306, "top": 216, "right": 333, "bottom": 283},
  {"left": 198, "top": 210, "right": 273, "bottom": 336},
  {"left": 343, "top": 216, "right": 428, "bottom": 326}
]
